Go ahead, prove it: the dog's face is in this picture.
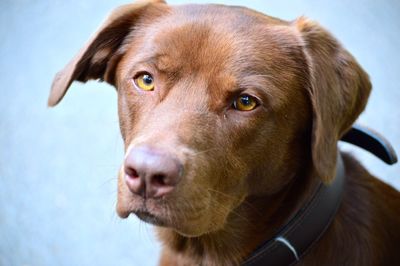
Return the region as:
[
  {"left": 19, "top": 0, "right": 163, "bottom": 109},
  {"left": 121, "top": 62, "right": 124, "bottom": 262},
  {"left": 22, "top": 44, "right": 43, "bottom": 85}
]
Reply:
[
  {"left": 49, "top": 0, "right": 371, "bottom": 237},
  {"left": 114, "top": 4, "right": 313, "bottom": 236}
]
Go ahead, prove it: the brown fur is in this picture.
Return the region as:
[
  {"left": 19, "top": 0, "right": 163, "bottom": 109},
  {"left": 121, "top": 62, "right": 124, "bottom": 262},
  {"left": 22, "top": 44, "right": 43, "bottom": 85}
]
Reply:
[{"left": 49, "top": 1, "right": 400, "bottom": 265}]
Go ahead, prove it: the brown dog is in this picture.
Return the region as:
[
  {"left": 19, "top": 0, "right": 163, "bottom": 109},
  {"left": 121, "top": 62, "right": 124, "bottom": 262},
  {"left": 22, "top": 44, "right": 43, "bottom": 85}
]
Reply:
[{"left": 49, "top": 1, "right": 400, "bottom": 265}]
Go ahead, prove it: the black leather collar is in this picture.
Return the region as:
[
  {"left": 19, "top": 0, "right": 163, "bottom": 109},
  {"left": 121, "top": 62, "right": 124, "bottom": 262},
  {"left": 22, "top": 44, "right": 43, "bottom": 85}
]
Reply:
[{"left": 242, "top": 125, "right": 397, "bottom": 266}]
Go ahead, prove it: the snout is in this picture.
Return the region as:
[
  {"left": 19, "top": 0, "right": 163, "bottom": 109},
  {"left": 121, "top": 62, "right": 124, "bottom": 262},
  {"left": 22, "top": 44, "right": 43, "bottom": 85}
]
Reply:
[
  {"left": 124, "top": 146, "right": 183, "bottom": 199},
  {"left": 118, "top": 142, "right": 244, "bottom": 236}
]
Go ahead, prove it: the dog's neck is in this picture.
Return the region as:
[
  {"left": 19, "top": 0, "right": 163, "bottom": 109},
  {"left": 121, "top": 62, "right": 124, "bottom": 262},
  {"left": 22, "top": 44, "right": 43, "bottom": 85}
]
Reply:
[{"left": 156, "top": 166, "right": 320, "bottom": 265}]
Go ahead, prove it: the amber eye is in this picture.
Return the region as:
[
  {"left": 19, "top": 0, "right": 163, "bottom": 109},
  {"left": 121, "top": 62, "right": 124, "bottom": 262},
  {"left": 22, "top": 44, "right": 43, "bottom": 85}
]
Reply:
[
  {"left": 134, "top": 73, "right": 155, "bottom": 91},
  {"left": 233, "top": 94, "right": 258, "bottom": 111}
]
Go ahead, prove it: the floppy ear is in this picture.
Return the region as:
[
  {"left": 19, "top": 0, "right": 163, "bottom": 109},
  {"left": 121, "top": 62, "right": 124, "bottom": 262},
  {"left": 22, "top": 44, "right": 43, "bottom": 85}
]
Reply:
[
  {"left": 294, "top": 17, "right": 372, "bottom": 183},
  {"left": 48, "top": 0, "right": 166, "bottom": 107}
]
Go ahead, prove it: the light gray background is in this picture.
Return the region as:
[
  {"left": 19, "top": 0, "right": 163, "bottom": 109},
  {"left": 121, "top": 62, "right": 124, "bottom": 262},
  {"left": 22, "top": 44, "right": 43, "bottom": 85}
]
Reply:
[{"left": 0, "top": 0, "right": 399, "bottom": 266}]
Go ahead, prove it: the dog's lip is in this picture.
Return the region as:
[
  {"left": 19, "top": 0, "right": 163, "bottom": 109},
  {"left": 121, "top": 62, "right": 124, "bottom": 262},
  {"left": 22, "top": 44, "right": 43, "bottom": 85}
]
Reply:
[
  {"left": 134, "top": 209, "right": 167, "bottom": 226},
  {"left": 122, "top": 199, "right": 169, "bottom": 226}
]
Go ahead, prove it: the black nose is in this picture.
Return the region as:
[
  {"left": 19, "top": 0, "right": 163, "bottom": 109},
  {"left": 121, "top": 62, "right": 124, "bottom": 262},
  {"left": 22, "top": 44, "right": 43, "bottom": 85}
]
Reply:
[{"left": 124, "top": 146, "right": 182, "bottom": 198}]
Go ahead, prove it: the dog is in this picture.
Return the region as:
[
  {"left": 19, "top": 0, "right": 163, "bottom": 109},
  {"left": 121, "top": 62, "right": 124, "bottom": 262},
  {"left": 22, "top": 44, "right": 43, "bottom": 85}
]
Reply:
[{"left": 48, "top": 1, "right": 400, "bottom": 265}]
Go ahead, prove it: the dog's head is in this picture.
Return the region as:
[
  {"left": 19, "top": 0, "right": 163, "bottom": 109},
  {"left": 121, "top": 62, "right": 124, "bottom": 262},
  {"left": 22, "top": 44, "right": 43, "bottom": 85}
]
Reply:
[{"left": 49, "top": 0, "right": 371, "bottom": 237}]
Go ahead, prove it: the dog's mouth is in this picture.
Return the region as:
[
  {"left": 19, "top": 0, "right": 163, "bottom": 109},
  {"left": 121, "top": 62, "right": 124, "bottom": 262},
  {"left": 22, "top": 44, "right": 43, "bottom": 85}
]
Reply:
[
  {"left": 118, "top": 197, "right": 171, "bottom": 227},
  {"left": 117, "top": 191, "right": 238, "bottom": 237},
  {"left": 134, "top": 209, "right": 167, "bottom": 227}
]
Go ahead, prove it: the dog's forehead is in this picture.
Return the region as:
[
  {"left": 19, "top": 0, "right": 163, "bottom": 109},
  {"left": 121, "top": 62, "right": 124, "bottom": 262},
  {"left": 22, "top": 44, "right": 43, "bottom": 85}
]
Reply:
[
  {"left": 149, "top": 4, "right": 292, "bottom": 70},
  {"left": 126, "top": 4, "right": 298, "bottom": 71}
]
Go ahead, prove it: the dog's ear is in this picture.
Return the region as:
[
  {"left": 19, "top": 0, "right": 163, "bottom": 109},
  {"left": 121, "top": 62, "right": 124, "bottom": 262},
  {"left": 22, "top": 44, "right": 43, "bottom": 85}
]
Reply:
[
  {"left": 48, "top": 0, "right": 166, "bottom": 107},
  {"left": 294, "top": 17, "right": 372, "bottom": 183}
]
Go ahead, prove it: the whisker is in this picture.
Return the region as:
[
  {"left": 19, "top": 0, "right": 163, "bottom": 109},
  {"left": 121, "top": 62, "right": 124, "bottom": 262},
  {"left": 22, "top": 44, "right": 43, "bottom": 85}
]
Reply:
[
  {"left": 206, "top": 188, "right": 263, "bottom": 217},
  {"left": 191, "top": 147, "right": 220, "bottom": 156}
]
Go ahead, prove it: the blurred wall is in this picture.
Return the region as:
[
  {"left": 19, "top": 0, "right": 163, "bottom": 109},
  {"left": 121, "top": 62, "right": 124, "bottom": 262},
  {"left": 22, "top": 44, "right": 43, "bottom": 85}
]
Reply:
[{"left": 0, "top": 0, "right": 399, "bottom": 265}]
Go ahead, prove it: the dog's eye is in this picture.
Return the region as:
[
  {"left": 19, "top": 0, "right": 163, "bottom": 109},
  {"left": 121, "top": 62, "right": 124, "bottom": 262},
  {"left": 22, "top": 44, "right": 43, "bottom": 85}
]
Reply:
[
  {"left": 233, "top": 94, "right": 258, "bottom": 111},
  {"left": 134, "top": 73, "right": 155, "bottom": 91}
]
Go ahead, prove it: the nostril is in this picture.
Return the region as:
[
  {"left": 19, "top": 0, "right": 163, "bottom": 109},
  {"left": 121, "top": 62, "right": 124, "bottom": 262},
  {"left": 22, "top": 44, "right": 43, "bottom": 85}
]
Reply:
[
  {"left": 124, "top": 165, "right": 145, "bottom": 196},
  {"left": 125, "top": 167, "right": 139, "bottom": 180},
  {"left": 152, "top": 174, "right": 167, "bottom": 187}
]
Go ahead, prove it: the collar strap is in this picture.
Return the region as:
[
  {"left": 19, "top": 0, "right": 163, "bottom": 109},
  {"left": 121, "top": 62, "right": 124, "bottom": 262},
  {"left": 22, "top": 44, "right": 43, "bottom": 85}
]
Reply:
[
  {"left": 242, "top": 124, "right": 397, "bottom": 266},
  {"left": 242, "top": 154, "right": 345, "bottom": 266},
  {"left": 341, "top": 124, "right": 398, "bottom": 165}
]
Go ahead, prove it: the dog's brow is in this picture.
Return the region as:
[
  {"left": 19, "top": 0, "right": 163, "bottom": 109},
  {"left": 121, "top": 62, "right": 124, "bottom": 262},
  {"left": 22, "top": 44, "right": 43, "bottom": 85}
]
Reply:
[
  {"left": 134, "top": 56, "right": 158, "bottom": 67},
  {"left": 154, "top": 54, "right": 174, "bottom": 72},
  {"left": 239, "top": 74, "right": 274, "bottom": 87},
  {"left": 122, "top": 55, "right": 160, "bottom": 78},
  {"left": 128, "top": 53, "right": 179, "bottom": 75},
  {"left": 239, "top": 74, "right": 275, "bottom": 93}
]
